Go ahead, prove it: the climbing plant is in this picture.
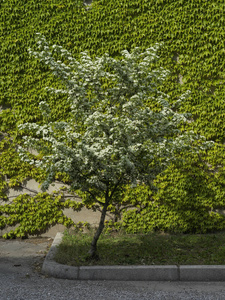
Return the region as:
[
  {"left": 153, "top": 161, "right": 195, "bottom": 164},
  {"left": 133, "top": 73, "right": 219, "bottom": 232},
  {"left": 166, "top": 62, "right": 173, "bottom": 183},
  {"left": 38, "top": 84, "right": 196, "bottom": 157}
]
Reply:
[{"left": 1, "top": 0, "right": 225, "bottom": 236}]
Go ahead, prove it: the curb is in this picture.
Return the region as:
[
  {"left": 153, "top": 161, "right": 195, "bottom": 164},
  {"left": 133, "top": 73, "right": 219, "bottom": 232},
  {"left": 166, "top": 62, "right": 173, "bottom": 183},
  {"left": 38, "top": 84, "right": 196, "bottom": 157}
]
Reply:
[{"left": 42, "top": 232, "right": 225, "bottom": 281}]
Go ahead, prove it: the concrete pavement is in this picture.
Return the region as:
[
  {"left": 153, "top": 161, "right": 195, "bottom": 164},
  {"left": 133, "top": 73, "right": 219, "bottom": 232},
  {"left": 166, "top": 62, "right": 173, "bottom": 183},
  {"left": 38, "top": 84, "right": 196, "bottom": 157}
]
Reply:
[{"left": 2, "top": 235, "right": 225, "bottom": 299}]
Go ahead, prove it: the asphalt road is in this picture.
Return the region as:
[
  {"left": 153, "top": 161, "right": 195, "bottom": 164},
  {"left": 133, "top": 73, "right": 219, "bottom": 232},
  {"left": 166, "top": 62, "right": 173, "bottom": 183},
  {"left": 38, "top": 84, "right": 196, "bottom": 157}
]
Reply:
[{"left": 1, "top": 237, "right": 225, "bottom": 300}]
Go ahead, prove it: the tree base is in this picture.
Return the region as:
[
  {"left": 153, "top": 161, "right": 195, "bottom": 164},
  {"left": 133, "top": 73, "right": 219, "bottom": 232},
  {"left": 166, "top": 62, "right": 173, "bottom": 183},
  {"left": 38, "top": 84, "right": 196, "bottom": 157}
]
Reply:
[{"left": 86, "top": 251, "right": 100, "bottom": 262}]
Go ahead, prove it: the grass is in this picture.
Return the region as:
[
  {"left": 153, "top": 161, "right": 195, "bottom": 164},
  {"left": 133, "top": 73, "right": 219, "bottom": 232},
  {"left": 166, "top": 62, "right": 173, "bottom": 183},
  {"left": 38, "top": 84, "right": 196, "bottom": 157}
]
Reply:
[{"left": 54, "top": 229, "right": 225, "bottom": 266}]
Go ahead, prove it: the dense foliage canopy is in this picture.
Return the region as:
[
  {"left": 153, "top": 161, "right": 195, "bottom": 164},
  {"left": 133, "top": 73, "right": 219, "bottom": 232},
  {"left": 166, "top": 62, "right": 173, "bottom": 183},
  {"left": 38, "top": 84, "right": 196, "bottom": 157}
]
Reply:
[{"left": 18, "top": 34, "right": 213, "bottom": 256}]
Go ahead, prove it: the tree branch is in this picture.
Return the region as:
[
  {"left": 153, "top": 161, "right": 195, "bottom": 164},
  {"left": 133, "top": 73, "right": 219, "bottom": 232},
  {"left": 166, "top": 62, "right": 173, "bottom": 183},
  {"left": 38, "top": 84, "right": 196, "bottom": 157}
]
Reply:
[
  {"left": 109, "top": 174, "right": 124, "bottom": 200},
  {"left": 86, "top": 190, "right": 104, "bottom": 205}
]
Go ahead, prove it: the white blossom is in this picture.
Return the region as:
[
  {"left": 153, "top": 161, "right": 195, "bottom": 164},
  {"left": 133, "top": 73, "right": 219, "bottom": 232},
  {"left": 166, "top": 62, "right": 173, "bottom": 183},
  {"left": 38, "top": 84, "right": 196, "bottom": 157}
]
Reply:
[{"left": 19, "top": 33, "right": 213, "bottom": 199}]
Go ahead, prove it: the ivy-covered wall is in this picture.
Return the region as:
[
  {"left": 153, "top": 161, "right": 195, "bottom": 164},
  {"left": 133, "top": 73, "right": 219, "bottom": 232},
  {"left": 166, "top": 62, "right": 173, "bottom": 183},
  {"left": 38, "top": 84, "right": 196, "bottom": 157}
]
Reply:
[{"left": 1, "top": 0, "right": 225, "bottom": 235}]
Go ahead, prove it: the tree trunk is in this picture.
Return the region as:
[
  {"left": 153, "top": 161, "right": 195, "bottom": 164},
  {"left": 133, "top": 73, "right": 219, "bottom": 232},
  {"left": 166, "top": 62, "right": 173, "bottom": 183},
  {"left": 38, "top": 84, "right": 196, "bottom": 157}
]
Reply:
[{"left": 88, "top": 196, "right": 109, "bottom": 260}]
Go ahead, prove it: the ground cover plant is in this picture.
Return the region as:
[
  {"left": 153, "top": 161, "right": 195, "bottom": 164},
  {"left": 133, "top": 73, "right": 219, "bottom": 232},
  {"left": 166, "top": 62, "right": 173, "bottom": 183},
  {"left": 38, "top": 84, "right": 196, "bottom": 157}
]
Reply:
[
  {"left": 18, "top": 34, "right": 212, "bottom": 259},
  {"left": 55, "top": 229, "right": 225, "bottom": 266}
]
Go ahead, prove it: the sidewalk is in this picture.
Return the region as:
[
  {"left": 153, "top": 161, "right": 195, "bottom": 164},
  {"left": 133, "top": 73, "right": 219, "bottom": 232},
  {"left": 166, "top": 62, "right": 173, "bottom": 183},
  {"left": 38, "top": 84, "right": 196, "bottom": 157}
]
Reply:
[
  {"left": 42, "top": 233, "right": 225, "bottom": 281},
  {"left": 2, "top": 234, "right": 225, "bottom": 300},
  {"left": 0, "top": 236, "right": 53, "bottom": 277}
]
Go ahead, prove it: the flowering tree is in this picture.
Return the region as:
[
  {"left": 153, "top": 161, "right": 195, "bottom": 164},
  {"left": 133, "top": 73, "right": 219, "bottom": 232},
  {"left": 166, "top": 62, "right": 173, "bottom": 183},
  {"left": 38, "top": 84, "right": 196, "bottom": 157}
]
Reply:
[{"left": 18, "top": 33, "right": 212, "bottom": 258}]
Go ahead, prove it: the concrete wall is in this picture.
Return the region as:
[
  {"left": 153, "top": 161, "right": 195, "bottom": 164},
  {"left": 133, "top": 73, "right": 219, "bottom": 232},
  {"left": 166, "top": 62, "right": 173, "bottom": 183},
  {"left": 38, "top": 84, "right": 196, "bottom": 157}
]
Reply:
[{"left": 0, "top": 179, "right": 105, "bottom": 238}]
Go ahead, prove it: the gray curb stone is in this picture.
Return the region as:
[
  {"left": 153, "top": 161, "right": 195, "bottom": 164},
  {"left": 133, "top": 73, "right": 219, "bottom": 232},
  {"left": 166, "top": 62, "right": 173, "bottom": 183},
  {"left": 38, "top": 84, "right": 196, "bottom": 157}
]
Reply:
[{"left": 42, "top": 232, "right": 225, "bottom": 281}]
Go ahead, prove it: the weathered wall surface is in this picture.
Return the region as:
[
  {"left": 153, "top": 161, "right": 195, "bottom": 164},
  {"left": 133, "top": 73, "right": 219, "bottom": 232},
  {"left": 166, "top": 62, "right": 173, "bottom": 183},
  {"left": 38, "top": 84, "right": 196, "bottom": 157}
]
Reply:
[{"left": 0, "top": 179, "right": 104, "bottom": 237}]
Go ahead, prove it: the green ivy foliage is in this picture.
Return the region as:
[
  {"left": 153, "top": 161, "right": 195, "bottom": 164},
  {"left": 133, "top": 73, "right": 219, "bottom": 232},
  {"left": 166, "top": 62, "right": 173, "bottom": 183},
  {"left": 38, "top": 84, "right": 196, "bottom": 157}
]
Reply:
[
  {"left": 0, "top": 191, "right": 84, "bottom": 238},
  {"left": 1, "top": 0, "right": 225, "bottom": 236},
  {"left": 121, "top": 153, "right": 225, "bottom": 234}
]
